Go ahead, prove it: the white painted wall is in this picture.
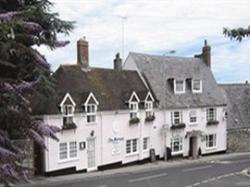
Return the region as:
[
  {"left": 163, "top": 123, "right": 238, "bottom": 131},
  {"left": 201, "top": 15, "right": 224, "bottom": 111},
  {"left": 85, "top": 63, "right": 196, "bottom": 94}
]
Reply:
[{"left": 43, "top": 106, "right": 226, "bottom": 173}]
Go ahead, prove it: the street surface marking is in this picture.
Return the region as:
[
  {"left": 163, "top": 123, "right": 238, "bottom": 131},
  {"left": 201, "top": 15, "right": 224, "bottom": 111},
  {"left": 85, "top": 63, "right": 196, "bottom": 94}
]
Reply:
[
  {"left": 128, "top": 173, "right": 168, "bottom": 183},
  {"left": 183, "top": 165, "right": 212, "bottom": 172},
  {"left": 96, "top": 185, "right": 107, "bottom": 187},
  {"left": 185, "top": 171, "right": 241, "bottom": 187}
]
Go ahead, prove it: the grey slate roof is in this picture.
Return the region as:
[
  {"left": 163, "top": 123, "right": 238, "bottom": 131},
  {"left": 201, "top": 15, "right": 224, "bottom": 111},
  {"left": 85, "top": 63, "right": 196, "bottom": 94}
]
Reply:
[
  {"left": 219, "top": 84, "right": 250, "bottom": 129},
  {"left": 32, "top": 65, "right": 150, "bottom": 115},
  {"left": 127, "top": 52, "right": 226, "bottom": 109}
]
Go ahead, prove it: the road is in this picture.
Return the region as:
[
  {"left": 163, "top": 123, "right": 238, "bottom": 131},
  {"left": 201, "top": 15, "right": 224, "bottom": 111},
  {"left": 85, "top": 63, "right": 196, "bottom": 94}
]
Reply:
[{"left": 38, "top": 154, "right": 250, "bottom": 187}]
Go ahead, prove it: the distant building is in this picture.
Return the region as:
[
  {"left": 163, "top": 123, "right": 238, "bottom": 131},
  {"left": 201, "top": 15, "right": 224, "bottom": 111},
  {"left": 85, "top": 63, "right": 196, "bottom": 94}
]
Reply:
[
  {"left": 219, "top": 83, "right": 250, "bottom": 152},
  {"left": 33, "top": 38, "right": 227, "bottom": 176}
]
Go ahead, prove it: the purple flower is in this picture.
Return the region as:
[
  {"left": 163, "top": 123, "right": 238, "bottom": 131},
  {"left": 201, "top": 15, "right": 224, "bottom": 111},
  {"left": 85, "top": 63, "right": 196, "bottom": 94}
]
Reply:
[
  {"left": 28, "top": 129, "right": 46, "bottom": 149},
  {"left": 31, "top": 49, "right": 50, "bottom": 68},
  {"left": 20, "top": 22, "right": 43, "bottom": 32},
  {"left": 32, "top": 120, "right": 59, "bottom": 141},
  {"left": 0, "top": 11, "right": 19, "bottom": 21},
  {"left": 15, "top": 80, "right": 38, "bottom": 92},
  {"left": 0, "top": 147, "right": 17, "bottom": 159},
  {"left": 54, "top": 40, "right": 70, "bottom": 48}
]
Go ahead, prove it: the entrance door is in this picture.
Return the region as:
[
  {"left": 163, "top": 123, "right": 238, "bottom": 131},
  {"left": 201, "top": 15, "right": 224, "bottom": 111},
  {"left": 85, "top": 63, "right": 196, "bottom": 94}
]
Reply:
[
  {"left": 189, "top": 136, "right": 197, "bottom": 158},
  {"left": 87, "top": 137, "right": 96, "bottom": 171}
]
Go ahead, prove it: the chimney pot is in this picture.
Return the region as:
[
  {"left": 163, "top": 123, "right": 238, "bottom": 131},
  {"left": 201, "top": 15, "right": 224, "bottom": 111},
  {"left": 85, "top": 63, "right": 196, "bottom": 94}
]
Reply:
[
  {"left": 113, "top": 52, "right": 122, "bottom": 71},
  {"left": 77, "top": 36, "right": 89, "bottom": 67},
  {"left": 202, "top": 40, "right": 211, "bottom": 68}
]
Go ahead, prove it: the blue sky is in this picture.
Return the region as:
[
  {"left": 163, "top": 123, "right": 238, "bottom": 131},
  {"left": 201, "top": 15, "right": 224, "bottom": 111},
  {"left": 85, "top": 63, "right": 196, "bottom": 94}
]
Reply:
[{"left": 38, "top": 0, "right": 250, "bottom": 83}]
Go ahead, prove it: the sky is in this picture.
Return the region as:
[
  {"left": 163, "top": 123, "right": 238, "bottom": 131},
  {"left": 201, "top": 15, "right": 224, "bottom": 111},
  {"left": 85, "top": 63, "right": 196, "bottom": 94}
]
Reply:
[{"left": 38, "top": 0, "right": 250, "bottom": 83}]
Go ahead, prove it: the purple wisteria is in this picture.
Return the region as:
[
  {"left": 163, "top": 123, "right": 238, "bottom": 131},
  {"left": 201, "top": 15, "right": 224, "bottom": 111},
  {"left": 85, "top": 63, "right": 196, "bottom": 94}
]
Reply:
[
  {"left": 54, "top": 40, "right": 70, "bottom": 48},
  {"left": 0, "top": 11, "right": 19, "bottom": 22},
  {"left": 20, "top": 22, "right": 43, "bottom": 33}
]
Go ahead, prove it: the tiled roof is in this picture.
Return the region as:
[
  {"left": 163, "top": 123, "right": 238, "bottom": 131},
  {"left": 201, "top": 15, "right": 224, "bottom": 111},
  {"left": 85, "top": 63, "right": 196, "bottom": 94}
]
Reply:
[
  {"left": 32, "top": 65, "right": 150, "bottom": 114},
  {"left": 219, "top": 84, "right": 250, "bottom": 129},
  {"left": 127, "top": 52, "right": 227, "bottom": 109}
]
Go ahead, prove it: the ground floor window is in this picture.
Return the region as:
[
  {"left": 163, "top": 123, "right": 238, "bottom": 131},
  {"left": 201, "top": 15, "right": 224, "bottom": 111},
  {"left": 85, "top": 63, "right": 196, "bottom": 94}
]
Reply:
[
  {"left": 59, "top": 141, "right": 78, "bottom": 161},
  {"left": 170, "top": 136, "right": 183, "bottom": 153},
  {"left": 206, "top": 134, "right": 216, "bottom": 148},
  {"left": 126, "top": 138, "right": 138, "bottom": 154},
  {"left": 143, "top": 137, "right": 150, "bottom": 150}
]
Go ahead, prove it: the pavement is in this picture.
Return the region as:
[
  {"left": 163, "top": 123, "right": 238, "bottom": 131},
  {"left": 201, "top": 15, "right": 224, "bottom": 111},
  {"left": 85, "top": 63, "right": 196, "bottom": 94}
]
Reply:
[{"left": 6, "top": 152, "right": 250, "bottom": 187}]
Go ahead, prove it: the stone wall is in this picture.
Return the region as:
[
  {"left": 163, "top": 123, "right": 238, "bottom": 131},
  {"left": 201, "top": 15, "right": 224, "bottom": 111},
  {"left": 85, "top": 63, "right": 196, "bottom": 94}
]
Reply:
[{"left": 227, "top": 128, "right": 250, "bottom": 152}]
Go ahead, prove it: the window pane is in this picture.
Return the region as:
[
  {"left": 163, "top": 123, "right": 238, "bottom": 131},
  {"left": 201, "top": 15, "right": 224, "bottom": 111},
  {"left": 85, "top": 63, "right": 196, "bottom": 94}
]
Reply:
[
  {"left": 176, "top": 80, "right": 184, "bottom": 92},
  {"left": 193, "top": 80, "right": 201, "bottom": 91},
  {"left": 69, "top": 141, "right": 77, "bottom": 158},
  {"left": 59, "top": 143, "right": 67, "bottom": 160},
  {"left": 143, "top": 138, "right": 149, "bottom": 150},
  {"left": 126, "top": 140, "right": 131, "bottom": 154},
  {"left": 132, "top": 139, "right": 137, "bottom": 152}
]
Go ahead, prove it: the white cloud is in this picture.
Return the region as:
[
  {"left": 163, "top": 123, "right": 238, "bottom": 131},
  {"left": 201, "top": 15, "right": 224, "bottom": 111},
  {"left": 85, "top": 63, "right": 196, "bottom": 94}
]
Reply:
[{"left": 38, "top": 0, "right": 250, "bottom": 83}]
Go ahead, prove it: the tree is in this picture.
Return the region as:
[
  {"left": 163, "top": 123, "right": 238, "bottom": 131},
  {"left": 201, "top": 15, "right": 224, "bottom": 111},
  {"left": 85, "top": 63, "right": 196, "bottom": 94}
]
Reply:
[
  {"left": 223, "top": 26, "right": 250, "bottom": 41},
  {"left": 0, "top": 0, "right": 74, "bottom": 185}
]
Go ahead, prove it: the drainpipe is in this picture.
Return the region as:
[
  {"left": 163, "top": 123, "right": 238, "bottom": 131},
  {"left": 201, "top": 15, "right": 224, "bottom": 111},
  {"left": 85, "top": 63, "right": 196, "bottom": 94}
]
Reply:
[{"left": 100, "top": 112, "right": 103, "bottom": 166}]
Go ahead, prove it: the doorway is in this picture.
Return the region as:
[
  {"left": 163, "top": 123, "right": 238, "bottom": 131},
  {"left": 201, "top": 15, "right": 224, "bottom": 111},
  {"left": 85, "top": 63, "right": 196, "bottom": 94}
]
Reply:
[
  {"left": 189, "top": 136, "right": 197, "bottom": 158},
  {"left": 87, "top": 137, "right": 96, "bottom": 171}
]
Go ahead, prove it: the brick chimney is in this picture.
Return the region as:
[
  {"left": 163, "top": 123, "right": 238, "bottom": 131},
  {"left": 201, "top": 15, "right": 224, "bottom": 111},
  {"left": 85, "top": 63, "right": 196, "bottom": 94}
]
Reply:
[
  {"left": 113, "top": 53, "right": 122, "bottom": 71},
  {"left": 202, "top": 40, "right": 211, "bottom": 68},
  {"left": 77, "top": 36, "right": 89, "bottom": 67}
]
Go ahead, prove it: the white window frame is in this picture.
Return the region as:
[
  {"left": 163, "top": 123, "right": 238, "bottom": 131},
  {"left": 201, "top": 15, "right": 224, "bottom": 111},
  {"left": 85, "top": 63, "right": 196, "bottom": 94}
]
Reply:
[
  {"left": 189, "top": 110, "right": 197, "bottom": 124},
  {"left": 206, "top": 134, "right": 216, "bottom": 149},
  {"left": 129, "top": 102, "right": 139, "bottom": 119},
  {"left": 174, "top": 80, "right": 185, "bottom": 94},
  {"left": 59, "top": 141, "right": 78, "bottom": 162},
  {"left": 143, "top": 137, "right": 150, "bottom": 151},
  {"left": 86, "top": 104, "right": 97, "bottom": 124},
  {"left": 192, "top": 79, "right": 202, "bottom": 93},
  {"left": 62, "top": 105, "right": 74, "bottom": 125},
  {"left": 206, "top": 108, "right": 217, "bottom": 121},
  {"left": 170, "top": 136, "right": 183, "bottom": 154},
  {"left": 171, "top": 111, "right": 182, "bottom": 125},
  {"left": 126, "top": 138, "right": 138, "bottom": 155},
  {"left": 145, "top": 101, "right": 153, "bottom": 118}
]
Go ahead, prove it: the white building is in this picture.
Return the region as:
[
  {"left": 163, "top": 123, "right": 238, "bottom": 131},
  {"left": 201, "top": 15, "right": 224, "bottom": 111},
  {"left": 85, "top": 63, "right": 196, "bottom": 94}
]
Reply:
[
  {"left": 123, "top": 40, "right": 227, "bottom": 158},
  {"left": 34, "top": 38, "right": 227, "bottom": 176}
]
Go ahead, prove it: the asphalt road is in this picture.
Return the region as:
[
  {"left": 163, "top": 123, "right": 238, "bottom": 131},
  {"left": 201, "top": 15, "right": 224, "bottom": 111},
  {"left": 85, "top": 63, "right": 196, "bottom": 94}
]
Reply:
[{"left": 41, "top": 155, "right": 250, "bottom": 187}]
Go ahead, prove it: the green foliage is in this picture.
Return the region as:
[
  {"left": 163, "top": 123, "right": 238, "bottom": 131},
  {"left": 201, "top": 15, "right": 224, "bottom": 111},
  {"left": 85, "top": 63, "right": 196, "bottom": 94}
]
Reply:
[
  {"left": 223, "top": 26, "right": 250, "bottom": 42},
  {"left": 0, "top": 0, "right": 74, "bottom": 184}
]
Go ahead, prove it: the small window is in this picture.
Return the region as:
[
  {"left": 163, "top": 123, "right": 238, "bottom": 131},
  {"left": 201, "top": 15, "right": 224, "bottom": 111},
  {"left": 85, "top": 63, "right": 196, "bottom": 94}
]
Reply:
[
  {"left": 175, "top": 80, "right": 185, "bottom": 94},
  {"left": 206, "top": 108, "right": 216, "bottom": 121},
  {"left": 130, "top": 102, "right": 138, "bottom": 119},
  {"left": 143, "top": 137, "right": 150, "bottom": 150},
  {"left": 86, "top": 104, "right": 97, "bottom": 123},
  {"left": 171, "top": 111, "right": 182, "bottom": 125},
  {"left": 62, "top": 105, "right": 74, "bottom": 125},
  {"left": 192, "top": 80, "right": 202, "bottom": 93},
  {"left": 126, "top": 138, "right": 138, "bottom": 154},
  {"left": 145, "top": 101, "right": 153, "bottom": 118},
  {"left": 189, "top": 110, "right": 197, "bottom": 123},
  {"left": 206, "top": 134, "right": 216, "bottom": 148},
  {"left": 59, "top": 143, "right": 67, "bottom": 160},
  {"left": 171, "top": 136, "right": 183, "bottom": 153}
]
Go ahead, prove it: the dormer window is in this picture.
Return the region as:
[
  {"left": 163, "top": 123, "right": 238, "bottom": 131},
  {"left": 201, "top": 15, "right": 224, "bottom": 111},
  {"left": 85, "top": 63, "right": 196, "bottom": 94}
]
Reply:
[
  {"left": 59, "top": 93, "right": 77, "bottom": 130},
  {"left": 83, "top": 92, "right": 99, "bottom": 124},
  {"left": 130, "top": 102, "right": 138, "bottom": 119},
  {"left": 174, "top": 80, "right": 185, "bottom": 94},
  {"left": 86, "top": 104, "right": 97, "bottom": 123},
  {"left": 192, "top": 79, "right": 202, "bottom": 93},
  {"left": 63, "top": 105, "right": 74, "bottom": 124},
  {"left": 145, "top": 101, "right": 153, "bottom": 118}
]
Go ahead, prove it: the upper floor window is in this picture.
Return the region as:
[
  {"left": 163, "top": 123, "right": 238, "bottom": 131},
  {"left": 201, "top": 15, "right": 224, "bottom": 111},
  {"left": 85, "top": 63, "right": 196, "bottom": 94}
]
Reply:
[
  {"left": 189, "top": 110, "right": 197, "bottom": 123},
  {"left": 145, "top": 101, "right": 153, "bottom": 118},
  {"left": 206, "top": 108, "right": 217, "bottom": 121},
  {"left": 63, "top": 105, "right": 74, "bottom": 124},
  {"left": 174, "top": 80, "right": 185, "bottom": 94},
  {"left": 130, "top": 102, "right": 138, "bottom": 119},
  {"left": 84, "top": 92, "right": 99, "bottom": 124},
  {"left": 192, "top": 79, "right": 202, "bottom": 93},
  {"left": 171, "top": 111, "right": 183, "bottom": 125},
  {"left": 86, "top": 104, "right": 97, "bottom": 123}
]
